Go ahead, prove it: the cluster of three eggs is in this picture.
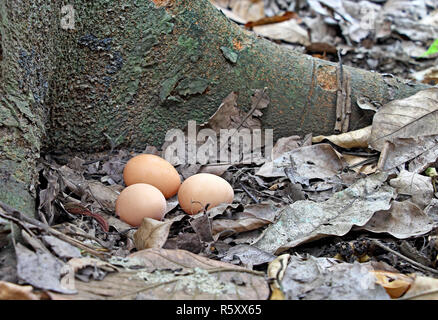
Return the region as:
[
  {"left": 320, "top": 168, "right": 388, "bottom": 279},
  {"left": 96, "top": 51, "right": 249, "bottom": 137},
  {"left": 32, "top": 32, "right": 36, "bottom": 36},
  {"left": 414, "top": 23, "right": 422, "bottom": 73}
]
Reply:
[{"left": 115, "top": 154, "right": 234, "bottom": 226}]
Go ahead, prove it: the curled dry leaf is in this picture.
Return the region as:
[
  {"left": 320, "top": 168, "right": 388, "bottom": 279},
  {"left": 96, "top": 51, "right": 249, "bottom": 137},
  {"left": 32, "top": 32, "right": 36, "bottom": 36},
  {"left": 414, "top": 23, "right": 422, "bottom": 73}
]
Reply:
[
  {"left": 371, "top": 270, "right": 415, "bottom": 299},
  {"left": 134, "top": 215, "right": 185, "bottom": 251},
  {"left": 312, "top": 126, "right": 372, "bottom": 149}
]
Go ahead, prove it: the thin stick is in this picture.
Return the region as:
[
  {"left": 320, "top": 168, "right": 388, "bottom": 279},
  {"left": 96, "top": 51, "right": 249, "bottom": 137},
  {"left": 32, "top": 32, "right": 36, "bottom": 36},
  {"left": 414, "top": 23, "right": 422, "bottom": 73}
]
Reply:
[
  {"left": 371, "top": 240, "right": 438, "bottom": 275},
  {"left": 240, "top": 183, "right": 260, "bottom": 204},
  {"left": 0, "top": 200, "right": 109, "bottom": 259}
]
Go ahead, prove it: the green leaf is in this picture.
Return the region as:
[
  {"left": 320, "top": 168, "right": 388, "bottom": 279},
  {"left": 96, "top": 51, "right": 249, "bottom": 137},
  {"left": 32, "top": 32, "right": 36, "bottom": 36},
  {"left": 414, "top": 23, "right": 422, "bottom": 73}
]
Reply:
[{"left": 420, "top": 39, "right": 438, "bottom": 57}]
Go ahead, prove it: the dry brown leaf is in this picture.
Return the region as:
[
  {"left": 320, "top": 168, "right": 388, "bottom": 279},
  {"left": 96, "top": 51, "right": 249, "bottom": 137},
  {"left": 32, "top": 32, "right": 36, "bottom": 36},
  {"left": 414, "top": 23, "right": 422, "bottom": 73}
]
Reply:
[
  {"left": 271, "top": 135, "right": 301, "bottom": 160},
  {"left": 229, "top": 0, "right": 264, "bottom": 22},
  {"left": 87, "top": 180, "right": 119, "bottom": 212},
  {"left": 202, "top": 92, "right": 240, "bottom": 134},
  {"left": 371, "top": 270, "right": 415, "bottom": 298},
  {"left": 50, "top": 248, "right": 269, "bottom": 300},
  {"left": 0, "top": 281, "right": 41, "bottom": 300},
  {"left": 312, "top": 126, "right": 372, "bottom": 149},
  {"left": 369, "top": 88, "right": 438, "bottom": 169},
  {"left": 389, "top": 170, "right": 434, "bottom": 209},
  {"left": 254, "top": 173, "right": 395, "bottom": 254},
  {"left": 401, "top": 275, "right": 438, "bottom": 300},
  {"left": 360, "top": 201, "right": 433, "bottom": 239},
  {"left": 252, "top": 19, "right": 310, "bottom": 45},
  {"left": 133, "top": 217, "right": 182, "bottom": 251},
  {"left": 256, "top": 143, "right": 344, "bottom": 179}
]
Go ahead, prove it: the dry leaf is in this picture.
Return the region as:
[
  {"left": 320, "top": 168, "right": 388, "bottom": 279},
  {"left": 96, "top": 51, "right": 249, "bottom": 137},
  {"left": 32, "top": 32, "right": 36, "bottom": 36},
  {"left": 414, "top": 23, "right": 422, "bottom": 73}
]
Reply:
[
  {"left": 402, "top": 275, "right": 438, "bottom": 300},
  {"left": 359, "top": 201, "right": 434, "bottom": 239},
  {"left": 15, "top": 243, "right": 76, "bottom": 294},
  {"left": 281, "top": 255, "right": 389, "bottom": 300},
  {"left": 50, "top": 248, "right": 269, "bottom": 300},
  {"left": 229, "top": 0, "right": 264, "bottom": 22},
  {"left": 252, "top": 19, "right": 310, "bottom": 45},
  {"left": 134, "top": 217, "right": 181, "bottom": 251},
  {"left": 256, "top": 143, "right": 344, "bottom": 179},
  {"left": 312, "top": 126, "right": 372, "bottom": 149},
  {"left": 369, "top": 88, "right": 438, "bottom": 169},
  {"left": 253, "top": 173, "right": 395, "bottom": 254},
  {"left": 371, "top": 270, "right": 414, "bottom": 298},
  {"left": 389, "top": 170, "right": 434, "bottom": 209},
  {"left": 0, "top": 281, "right": 42, "bottom": 300},
  {"left": 271, "top": 135, "right": 301, "bottom": 160}
]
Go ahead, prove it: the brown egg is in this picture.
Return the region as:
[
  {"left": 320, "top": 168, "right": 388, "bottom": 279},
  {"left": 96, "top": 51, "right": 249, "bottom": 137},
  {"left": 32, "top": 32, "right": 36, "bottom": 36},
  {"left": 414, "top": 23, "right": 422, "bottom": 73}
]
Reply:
[
  {"left": 123, "top": 154, "right": 181, "bottom": 199},
  {"left": 178, "top": 173, "right": 234, "bottom": 215},
  {"left": 115, "top": 183, "right": 166, "bottom": 226}
]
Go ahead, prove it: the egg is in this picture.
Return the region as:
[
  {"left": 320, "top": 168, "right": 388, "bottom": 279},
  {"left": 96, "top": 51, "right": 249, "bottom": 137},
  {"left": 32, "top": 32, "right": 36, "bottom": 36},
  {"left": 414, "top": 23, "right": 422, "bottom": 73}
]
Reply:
[
  {"left": 178, "top": 173, "right": 234, "bottom": 215},
  {"left": 123, "top": 154, "right": 181, "bottom": 199},
  {"left": 115, "top": 183, "right": 166, "bottom": 226}
]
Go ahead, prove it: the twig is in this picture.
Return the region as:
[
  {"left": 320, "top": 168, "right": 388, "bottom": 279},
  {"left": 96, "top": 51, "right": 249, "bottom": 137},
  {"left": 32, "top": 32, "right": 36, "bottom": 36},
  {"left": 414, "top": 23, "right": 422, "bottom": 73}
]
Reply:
[
  {"left": 342, "top": 72, "right": 352, "bottom": 132},
  {"left": 371, "top": 239, "right": 438, "bottom": 275},
  {"left": 240, "top": 183, "right": 260, "bottom": 204},
  {"left": 0, "top": 200, "right": 109, "bottom": 259},
  {"left": 335, "top": 50, "right": 345, "bottom": 132}
]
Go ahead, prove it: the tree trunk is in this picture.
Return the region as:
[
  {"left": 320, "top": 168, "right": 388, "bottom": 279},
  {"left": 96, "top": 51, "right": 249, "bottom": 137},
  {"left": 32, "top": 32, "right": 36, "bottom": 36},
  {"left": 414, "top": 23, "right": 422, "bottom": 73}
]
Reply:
[{"left": 0, "top": 0, "right": 430, "bottom": 217}]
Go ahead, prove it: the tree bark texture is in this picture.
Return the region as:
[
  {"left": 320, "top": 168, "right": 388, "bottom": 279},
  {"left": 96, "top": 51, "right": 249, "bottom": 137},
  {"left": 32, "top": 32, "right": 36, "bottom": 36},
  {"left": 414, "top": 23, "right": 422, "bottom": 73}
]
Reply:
[{"left": 0, "top": 0, "right": 430, "bottom": 216}]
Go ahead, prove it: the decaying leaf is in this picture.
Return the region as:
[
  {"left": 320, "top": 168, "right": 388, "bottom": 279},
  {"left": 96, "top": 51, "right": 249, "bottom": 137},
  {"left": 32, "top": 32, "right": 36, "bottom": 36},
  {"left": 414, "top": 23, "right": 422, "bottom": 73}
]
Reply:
[
  {"left": 15, "top": 243, "right": 76, "bottom": 294},
  {"left": 369, "top": 88, "right": 438, "bottom": 170},
  {"left": 253, "top": 173, "right": 395, "bottom": 254},
  {"left": 271, "top": 135, "right": 301, "bottom": 160},
  {"left": 50, "top": 248, "right": 269, "bottom": 300},
  {"left": 210, "top": 202, "right": 281, "bottom": 237},
  {"left": 219, "top": 244, "right": 276, "bottom": 267},
  {"left": 359, "top": 201, "right": 434, "bottom": 239},
  {"left": 389, "top": 170, "right": 434, "bottom": 209},
  {"left": 256, "top": 143, "right": 344, "bottom": 178},
  {"left": 42, "top": 235, "right": 82, "bottom": 259},
  {"left": 281, "top": 255, "right": 390, "bottom": 300}
]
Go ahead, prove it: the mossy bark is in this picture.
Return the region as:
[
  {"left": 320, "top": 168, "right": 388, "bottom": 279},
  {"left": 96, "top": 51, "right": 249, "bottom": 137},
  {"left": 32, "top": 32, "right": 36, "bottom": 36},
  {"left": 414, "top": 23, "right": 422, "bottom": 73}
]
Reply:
[
  {"left": 46, "top": 0, "right": 428, "bottom": 153},
  {"left": 0, "top": 1, "right": 59, "bottom": 216},
  {"left": 0, "top": 0, "right": 431, "bottom": 220}
]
